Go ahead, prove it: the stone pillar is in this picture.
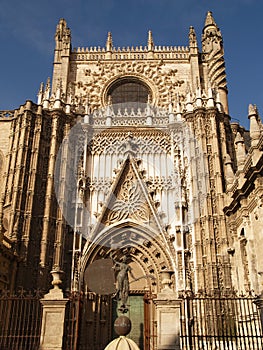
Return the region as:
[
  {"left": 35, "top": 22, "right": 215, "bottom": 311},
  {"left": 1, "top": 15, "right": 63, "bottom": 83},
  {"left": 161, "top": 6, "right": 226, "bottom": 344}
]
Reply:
[
  {"left": 39, "top": 270, "right": 68, "bottom": 350},
  {"left": 153, "top": 270, "right": 181, "bottom": 350}
]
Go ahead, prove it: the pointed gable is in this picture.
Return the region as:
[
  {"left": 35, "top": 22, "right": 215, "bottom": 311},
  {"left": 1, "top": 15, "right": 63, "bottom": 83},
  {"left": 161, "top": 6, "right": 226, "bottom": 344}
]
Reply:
[{"left": 96, "top": 156, "right": 163, "bottom": 232}]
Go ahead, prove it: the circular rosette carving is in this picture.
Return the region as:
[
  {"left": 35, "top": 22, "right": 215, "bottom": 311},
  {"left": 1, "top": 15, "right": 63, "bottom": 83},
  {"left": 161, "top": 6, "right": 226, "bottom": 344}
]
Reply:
[{"left": 108, "top": 175, "right": 149, "bottom": 224}]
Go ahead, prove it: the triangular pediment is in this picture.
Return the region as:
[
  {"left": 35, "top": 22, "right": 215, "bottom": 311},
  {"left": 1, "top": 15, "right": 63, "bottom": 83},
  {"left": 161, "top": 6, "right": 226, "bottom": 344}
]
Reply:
[{"left": 96, "top": 156, "right": 163, "bottom": 231}]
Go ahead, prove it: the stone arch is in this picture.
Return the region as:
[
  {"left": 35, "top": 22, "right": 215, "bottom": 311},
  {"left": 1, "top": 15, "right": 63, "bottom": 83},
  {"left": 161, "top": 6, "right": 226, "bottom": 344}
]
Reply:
[
  {"left": 101, "top": 74, "right": 159, "bottom": 108},
  {"left": 81, "top": 220, "right": 175, "bottom": 293}
]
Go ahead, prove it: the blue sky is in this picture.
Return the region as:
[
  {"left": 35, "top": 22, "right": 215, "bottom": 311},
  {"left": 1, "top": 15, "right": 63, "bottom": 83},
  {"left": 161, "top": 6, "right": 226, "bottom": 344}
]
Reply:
[{"left": 0, "top": 0, "right": 262, "bottom": 129}]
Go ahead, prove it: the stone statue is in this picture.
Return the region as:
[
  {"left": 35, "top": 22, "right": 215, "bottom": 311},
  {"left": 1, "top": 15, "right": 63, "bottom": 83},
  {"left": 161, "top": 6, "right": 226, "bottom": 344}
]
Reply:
[{"left": 112, "top": 255, "right": 136, "bottom": 312}]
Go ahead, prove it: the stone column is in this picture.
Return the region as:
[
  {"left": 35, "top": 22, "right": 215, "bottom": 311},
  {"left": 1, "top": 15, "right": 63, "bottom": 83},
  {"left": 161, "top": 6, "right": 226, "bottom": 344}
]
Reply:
[
  {"left": 39, "top": 270, "right": 68, "bottom": 350},
  {"left": 153, "top": 270, "right": 181, "bottom": 350}
]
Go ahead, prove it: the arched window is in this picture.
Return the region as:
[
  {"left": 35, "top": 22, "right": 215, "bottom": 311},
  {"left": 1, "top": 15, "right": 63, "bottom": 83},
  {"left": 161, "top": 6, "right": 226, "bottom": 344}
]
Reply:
[{"left": 107, "top": 77, "right": 151, "bottom": 111}]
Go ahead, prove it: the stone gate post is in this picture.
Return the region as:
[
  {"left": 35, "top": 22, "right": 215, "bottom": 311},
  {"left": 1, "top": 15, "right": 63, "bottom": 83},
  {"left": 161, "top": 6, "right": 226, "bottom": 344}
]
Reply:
[
  {"left": 153, "top": 270, "right": 181, "bottom": 350},
  {"left": 39, "top": 270, "right": 69, "bottom": 350}
]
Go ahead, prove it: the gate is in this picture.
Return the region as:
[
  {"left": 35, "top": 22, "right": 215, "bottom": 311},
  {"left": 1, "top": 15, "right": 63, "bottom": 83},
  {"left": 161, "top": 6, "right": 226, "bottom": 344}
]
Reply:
[
  {"left": 62, "top": 292, "right": 263, "bottom": 350},
  {"left": 0, "top": 289, "right": 44, "bottom": 350},
  {"left": 180, "top": 295, "right": 263, "bottom": 350},
  {"left": 63, "top": 292, "right": 149, "bottom": 350},
  {"left": 63, "top": 292, "right": 112, "bottom": 350},
  {"left": 63, "top": 292, "right": 83, "bottom": 350}
]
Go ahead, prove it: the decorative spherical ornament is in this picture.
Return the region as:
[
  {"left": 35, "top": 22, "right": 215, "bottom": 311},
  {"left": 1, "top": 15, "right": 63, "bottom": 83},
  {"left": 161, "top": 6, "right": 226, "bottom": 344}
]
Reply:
[{"left": 114, "top": 316, "right": 132, "bottom": 336}]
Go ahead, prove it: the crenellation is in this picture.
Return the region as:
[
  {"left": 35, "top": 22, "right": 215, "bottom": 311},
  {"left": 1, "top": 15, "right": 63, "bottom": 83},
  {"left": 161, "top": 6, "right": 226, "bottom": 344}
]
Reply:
[
  {"left": 72, "top": 44, "right": 190, "bottom": 59},
  {"left": 70, "top": 50, "right": 190, "bottom": 61}
]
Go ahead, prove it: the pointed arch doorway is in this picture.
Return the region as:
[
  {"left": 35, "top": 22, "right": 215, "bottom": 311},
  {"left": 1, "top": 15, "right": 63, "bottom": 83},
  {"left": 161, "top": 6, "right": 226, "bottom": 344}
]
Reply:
[{"left": 80, "top": 223, "right": 174, "bottom": 350}]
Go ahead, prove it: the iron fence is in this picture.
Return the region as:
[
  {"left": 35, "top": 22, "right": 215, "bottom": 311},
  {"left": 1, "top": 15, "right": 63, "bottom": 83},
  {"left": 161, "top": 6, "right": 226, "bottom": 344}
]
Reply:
[
  {"left": 63, "top": 291, "right": 83, "bottom": 350},
  {"left": 180, "top": 294, "right": 263, "bottom": 350},
  {"left": 0, "top": 289, "right": 44, "bottom": 350}
]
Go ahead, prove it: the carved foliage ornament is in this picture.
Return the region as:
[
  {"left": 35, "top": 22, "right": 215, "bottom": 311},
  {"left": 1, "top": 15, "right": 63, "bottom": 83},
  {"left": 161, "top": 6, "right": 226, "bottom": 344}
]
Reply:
[{"left": 68, "top": 60, "right": 185, "bottom": 110}]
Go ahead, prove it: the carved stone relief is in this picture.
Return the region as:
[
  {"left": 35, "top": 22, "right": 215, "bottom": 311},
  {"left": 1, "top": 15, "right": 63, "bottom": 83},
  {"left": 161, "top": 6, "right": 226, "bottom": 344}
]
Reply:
[
  {"left": 90, "top": 130, "right": 172, "bottom": 155},
  {"left": 68, "top": 60, "right": 188, "bottom": 111}
]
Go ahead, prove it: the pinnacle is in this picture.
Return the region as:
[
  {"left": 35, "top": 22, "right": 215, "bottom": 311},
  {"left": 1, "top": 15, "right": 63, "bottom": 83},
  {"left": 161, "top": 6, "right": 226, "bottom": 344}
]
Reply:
[
  {"left": 106, "top": 31, "right": 113, "bottom": 52},
  {"left": 147, "top": 30, "right": 154, "bottom": 50},
  {"left": 204, "top": 10, "right": 216, "bottom": 28}
]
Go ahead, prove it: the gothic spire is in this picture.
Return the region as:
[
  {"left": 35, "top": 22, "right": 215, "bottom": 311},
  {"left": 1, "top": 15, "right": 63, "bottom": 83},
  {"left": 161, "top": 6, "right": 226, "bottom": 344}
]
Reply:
[
  {"left": 202, "top": 11, "right": 228, "bottom": 113},
  {"left": 202, "top": 11, "right": 222, "bottom": 50}
]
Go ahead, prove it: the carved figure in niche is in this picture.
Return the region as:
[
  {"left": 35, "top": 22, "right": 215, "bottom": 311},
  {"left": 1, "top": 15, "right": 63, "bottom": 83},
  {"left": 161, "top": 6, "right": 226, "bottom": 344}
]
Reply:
[
  {"left": 112, "top": 254, "right": 136, "bottom": 312},
  {"left": 78, "top": 167, "right": 86, "bottom": 200}
]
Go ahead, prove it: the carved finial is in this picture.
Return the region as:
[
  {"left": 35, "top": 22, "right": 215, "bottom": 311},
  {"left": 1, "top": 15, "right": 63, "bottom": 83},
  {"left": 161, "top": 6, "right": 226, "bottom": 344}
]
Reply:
[
  {"left": 189, "top": 26, "right": 197, "bottom": 47},
  {"left": 106, "top": 32, "right": 113, "bottom": 51},
  {"left": 56, "top": 19, "right": 67, "bottom": 37},
  {"left": 147, "top": 30, "right": 154, "bottom": 51},
  {"left": 66, "top": 83, "right": 73, "bottom": 105},
  {"left": 224, "top": 154, "right": 234, "bottom": 186},
  {"left": 248, "top": 104, "right": 258, "bottom": 116},
  {"left": 55, "top": 79, "right": 63, "bottom": 100},
  {"left": 53, "top": 79, "right": 63, "bottom": 108},
  {"left": 44, "top": 78, "right": 51, "bottom": 100},
  {"left": 37, "top": 82, "right": 44, "bottom": 105},
  {"left": 204, "top": 11, "right": 216, "bottom": 28},
  {"left": 55, "top": 18, "right": 71, "bottom": 49},
  {"left": 248, "top": 104, "right": 261, "bottom": 146},
  {"left": 202, "top": 10, "right": 222, "bottom": 44},
  {"left": 235, "top": 132, "right": 246, "bottom": 170}
]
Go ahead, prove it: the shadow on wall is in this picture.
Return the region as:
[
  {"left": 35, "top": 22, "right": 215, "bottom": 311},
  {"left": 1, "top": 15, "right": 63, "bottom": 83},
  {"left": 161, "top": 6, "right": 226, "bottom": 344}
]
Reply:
[{"left": 139, "top": 323, "right": 143, "bottom": 349}]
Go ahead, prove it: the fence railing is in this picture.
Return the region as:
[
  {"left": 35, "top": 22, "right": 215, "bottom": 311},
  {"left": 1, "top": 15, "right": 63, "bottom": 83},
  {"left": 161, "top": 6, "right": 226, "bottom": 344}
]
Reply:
[
  {"left": 0, "top": 289, "right": 44, "bottom": 350},
  {"left": 2, "top": 289, "right": 261, "bottom": 350},
  {"left": 63, "top": 292, "right": 83, "bottom": 350},
  {"left": 180, "top": 295, "right": 263, "bottom": 350}
]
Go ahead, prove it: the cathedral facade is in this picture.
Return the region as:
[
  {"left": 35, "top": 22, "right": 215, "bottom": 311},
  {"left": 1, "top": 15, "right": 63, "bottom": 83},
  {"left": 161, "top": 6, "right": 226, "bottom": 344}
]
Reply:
[{"left": 0, "top": 11, "right": 262, "bottom": 350}]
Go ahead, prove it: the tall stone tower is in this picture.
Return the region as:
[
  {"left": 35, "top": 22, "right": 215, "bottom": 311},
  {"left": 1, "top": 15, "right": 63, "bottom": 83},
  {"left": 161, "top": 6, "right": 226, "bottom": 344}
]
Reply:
[{"left": 0, "top": 11, "right": 262, "bottom": 349}]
